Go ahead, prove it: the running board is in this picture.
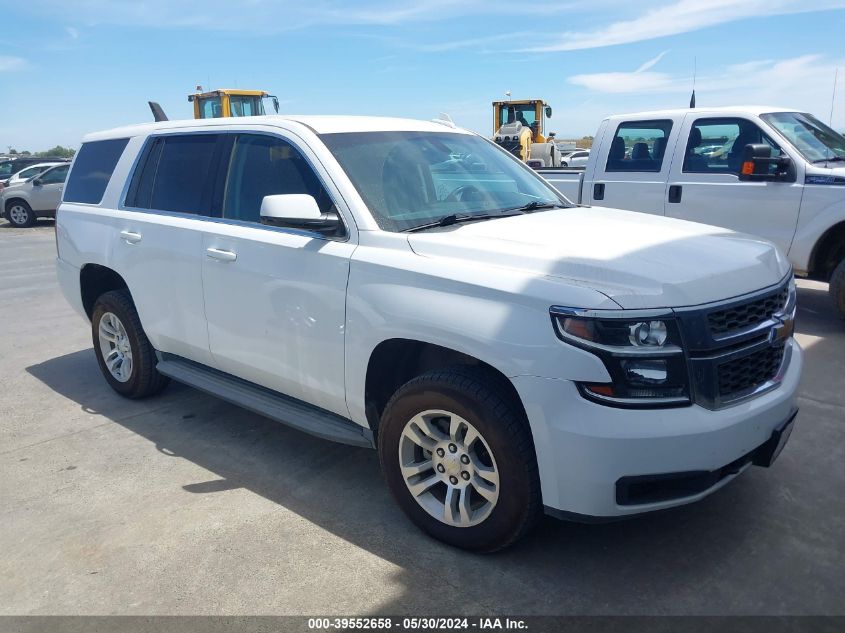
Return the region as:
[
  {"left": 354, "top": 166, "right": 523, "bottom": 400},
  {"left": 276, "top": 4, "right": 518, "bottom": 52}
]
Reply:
[{"left": 156, "top": 356, "right": 374, "bottom": 449}]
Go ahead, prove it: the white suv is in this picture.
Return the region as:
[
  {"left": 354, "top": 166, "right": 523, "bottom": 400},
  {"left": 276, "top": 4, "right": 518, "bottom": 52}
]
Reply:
[{"left": 56, "top": 115, "right": 802, "bottom": 551}]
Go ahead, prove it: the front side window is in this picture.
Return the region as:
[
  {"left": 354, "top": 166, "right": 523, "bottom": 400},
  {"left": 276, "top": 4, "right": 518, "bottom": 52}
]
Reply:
[
  {"left": 222, "top": 134, "right": 335, "bottom": 224},
  {"left": 39, "top": 165, "right": 69, "bottom": 184},
  {"left": 605, "top": 120, "right": 673, "bottom": 172},
  {"left": 16, "top": 165, "right": 47, "bottom": 180},
  {"left": 683, "top": 118, "right": 782, "bottom": 175},
  {"left": 761, "top": 111, "right": 845, "bottom": 163},
  {"left": 198, "top": 96, "right": 223, "bottom": 119},
  {"left": 64, "top": 138, "right": 129, "bottom": 204},
  {"left": 228, "top": 95, "right": 264, "bottom": 117},
  {"left": 321, "top": 131, "right": 565, "bottom": 232}
]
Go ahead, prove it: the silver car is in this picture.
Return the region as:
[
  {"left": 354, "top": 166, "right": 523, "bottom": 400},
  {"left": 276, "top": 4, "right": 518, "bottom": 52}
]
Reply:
[{"left": 1, "top": 163, "right": 69, "bottom": 227}]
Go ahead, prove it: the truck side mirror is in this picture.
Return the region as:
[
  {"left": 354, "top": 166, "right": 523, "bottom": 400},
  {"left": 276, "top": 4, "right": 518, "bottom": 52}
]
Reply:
[
  {"left": 545, "top": 106, "right": 553, "bottom": 118},
  {"left": 738, "top": 144, "right": 794, "bottom": 182},
  {"left": 260, "top": 194, "right": 340, "bottom": 233}
]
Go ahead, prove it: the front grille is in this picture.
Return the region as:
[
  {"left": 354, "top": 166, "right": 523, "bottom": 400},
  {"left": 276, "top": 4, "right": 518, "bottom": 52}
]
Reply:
[
  {"left": 717, "top": 345, "right": 785, "bottom": 399},
  {"left": 707, "top": 286, "right": 788, "bottom": 335}
]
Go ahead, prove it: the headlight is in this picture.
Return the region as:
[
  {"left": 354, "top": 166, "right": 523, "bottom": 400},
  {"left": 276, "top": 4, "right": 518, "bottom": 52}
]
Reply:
[{"left": 551, "top": 307, "right": 691, "bottom": 407}]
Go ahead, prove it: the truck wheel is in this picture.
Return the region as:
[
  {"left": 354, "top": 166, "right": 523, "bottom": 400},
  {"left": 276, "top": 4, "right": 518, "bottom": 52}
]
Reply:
[
  {"left": 91, "top": 290, "right": 169, "bottom": 398},
  {"left": 830, "top": 258, "right": 845, "bottom": 320},
  {"left": 5, "top": 200, "right": 35, "bottom": 227},
  {"left": 378, "top": 367, "right": 541, "bottom": 552}
]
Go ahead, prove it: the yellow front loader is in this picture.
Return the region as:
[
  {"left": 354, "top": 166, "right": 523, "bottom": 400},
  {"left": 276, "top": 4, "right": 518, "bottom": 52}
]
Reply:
[{"left": 492, "top": 99, "right": 559, "bottom": 168}]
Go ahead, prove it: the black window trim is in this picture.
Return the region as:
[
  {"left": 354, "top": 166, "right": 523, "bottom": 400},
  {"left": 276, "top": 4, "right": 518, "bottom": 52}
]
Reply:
[
  {"left": 605, "top": 118, "right": 674, "bottom": 173},
  {"left": 681, "top": 116, "right": 783, "bottom": 177},
  {"left": 120, "top": 129, "right": 351, "bottom": 242}
]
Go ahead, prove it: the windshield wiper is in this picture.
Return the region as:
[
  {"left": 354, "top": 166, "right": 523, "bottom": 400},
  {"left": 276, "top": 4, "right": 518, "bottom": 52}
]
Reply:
[
  {"left": 402, "top": 211, "right": 522, "bottom": 233},
  {"left": 503, "top": 200, "right": 566, "bottom": 213}
]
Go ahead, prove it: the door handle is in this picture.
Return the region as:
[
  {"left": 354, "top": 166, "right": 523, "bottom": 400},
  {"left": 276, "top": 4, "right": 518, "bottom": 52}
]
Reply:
[
  {"left": 668, "top": 185, "right": 683, "bottom": 203},
  {"left": 120, "top": 230, "right": 142, "bottom": 244},
  {"left": 593, "top": 183, "right": 605, "bottom": 200},
  {"left": 206, "top": 247, "right": 237, "bottom": 262}
]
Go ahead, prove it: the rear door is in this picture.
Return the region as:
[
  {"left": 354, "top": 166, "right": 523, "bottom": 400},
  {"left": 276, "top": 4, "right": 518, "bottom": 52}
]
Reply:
[
  {"left": 664, "top": 115, "right": 804, "bottom": 252},
  {"left": 113, "top": 133, "right": 226, "bottom": 366},
  {"left": 586, "top": 118, "right": 678, "bottom": 214},
  {"left": 29, "top": 164, "right": 69, "bottom": 211},
  {"left": 200, "top": 128, "right": 355, "bottom": 417}
]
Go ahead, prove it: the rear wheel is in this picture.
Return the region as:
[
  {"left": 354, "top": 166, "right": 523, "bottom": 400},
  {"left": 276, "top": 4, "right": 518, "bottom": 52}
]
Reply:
[
  {"left": 91, "top": 290, "right": 169, "bottom": 398},
  {"left": 5, "top": 200, "right": 35, "bottom": 227},
  {"left": 830, "top": 258, "right": 845, "bottom": 320},
  {"left": 378, "top": 367, "right": 541, "bottom": 552}
]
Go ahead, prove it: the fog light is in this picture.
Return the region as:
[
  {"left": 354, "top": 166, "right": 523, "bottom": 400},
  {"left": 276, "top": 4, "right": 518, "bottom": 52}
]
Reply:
[{"left": 621, "top": 359, "right": 668, "bottom": 385}]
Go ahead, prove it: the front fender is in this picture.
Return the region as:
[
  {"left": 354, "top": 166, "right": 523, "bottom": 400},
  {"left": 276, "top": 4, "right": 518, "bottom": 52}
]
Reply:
[{"left": 790, "top": 188, "right": 845, "bottom": 273}]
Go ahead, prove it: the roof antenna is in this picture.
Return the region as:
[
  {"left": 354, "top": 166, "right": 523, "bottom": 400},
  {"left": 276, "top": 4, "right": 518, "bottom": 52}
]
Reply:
[
  {"left": 689, "top": 57, "right": 697, "bottom": 108},
  {"left": 830, "top": 67, "right": 839, "bottom": 126}
]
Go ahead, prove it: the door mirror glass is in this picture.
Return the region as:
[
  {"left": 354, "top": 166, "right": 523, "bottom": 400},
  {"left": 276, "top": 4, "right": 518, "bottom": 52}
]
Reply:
[
  {"left": 738, "top": 143, "right": 793, "bottom": 181},
  {"left": 545, "top": 106, "right": 552, "bottom": 119}
]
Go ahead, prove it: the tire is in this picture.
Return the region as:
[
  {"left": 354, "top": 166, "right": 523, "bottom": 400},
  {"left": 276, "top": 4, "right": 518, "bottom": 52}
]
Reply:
[
  {"left": 830, "top": 258, "right": 845, "bottom": 320},
  {"left": 561, "top": 161, "right": 569, "bottom": 167},
  {"left": 5, "top": 200, "right": 35, "bottom": 227},
  {"left": 91, "top": 290, "right": 169, "bottom": 398},
  {"left": 378, "top": 366, "right": 541, "bottom": 552}
]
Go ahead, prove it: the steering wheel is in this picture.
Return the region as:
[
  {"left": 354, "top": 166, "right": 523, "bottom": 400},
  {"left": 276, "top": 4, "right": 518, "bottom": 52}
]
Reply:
[{"left": 445, "top": 185, "right": 483, "bottom": 202}]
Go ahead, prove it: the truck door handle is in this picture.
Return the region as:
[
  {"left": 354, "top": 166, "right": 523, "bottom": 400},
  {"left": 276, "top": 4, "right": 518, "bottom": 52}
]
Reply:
[
  {"left": 119, "top": 230, "right": 142, "bottom": 244},
  {"left": 593, "top": 183, "right": 605, "bottom": 200},
  {"left": 206, "top": 247, "right": 237, "bottom": 262},
  {"left": 668, "top": 185, "right": 683, "bottom": 203}
]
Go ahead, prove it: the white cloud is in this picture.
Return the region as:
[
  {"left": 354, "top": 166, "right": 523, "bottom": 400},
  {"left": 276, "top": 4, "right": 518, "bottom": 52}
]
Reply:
[
  {"left": 526, "top": 0, "right": 845, "bottom": 52},
  {"left": 65, "top": 26, "right": 79, "bottom": 39},
  {"left": 0, "top": 55, "right": 26, "bottom": 72},
  {"left": 570, "top": 51, "right": 672, "bottom": 93}
]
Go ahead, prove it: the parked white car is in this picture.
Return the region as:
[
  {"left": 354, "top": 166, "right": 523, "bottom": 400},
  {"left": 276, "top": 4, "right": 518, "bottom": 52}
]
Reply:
[
  {"left": 542, "top": 106, "right": 845, "bottom": 318},
  {"left": 2, "top": 161, "right": 64, "bottom": 188},
  {"left": 1, "top": 162, "right": 70, "bottom": 227},
  {"left": 561, "top": 149, "right": 590, "bottom": 168},
  {"left": 56, "top": 115, "right": 801, "bottom": 551}
]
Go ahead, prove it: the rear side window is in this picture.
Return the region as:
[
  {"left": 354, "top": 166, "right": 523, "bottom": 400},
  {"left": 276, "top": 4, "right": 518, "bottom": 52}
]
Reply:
[
  {"left": 605, "top": 120, "right": 673, "bottom": 172},
  {"left": 64, "top": 138, "right": 129, "bottom": 204},
  {"left": 39, "top": 164, "right": 70, "bottom": 184},
  {"left": 126, "top": 134, "right": 220, "bottom": 214}
]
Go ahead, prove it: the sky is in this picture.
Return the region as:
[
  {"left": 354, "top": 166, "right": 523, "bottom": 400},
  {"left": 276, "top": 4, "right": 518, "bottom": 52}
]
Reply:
[{"left": 2, "top": 0, "right": 845, "bottom": 152}]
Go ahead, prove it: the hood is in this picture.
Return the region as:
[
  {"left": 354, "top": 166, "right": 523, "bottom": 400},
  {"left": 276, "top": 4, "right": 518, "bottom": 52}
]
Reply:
[
  {"left": 805, "top": 163, "right": 845, "bottom": 185},
  {"left": 407, "top": 207, "right": 791, "bottom": 309}
]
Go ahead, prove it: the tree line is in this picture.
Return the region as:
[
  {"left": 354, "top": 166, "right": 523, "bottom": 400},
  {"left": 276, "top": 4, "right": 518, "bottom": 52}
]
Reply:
[{"left": 6, "top": 146, "right": 76, "bottom": 158}]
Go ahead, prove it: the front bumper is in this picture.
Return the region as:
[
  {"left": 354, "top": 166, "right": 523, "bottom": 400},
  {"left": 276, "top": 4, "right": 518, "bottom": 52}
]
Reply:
[{"left": 512, "top": 339, "right": 803, "bottom": 518}]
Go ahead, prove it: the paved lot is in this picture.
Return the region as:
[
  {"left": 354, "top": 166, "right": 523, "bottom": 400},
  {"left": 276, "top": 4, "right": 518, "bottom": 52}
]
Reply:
[{"left": 1, "top": 221, "right": 844, "bottom": 616}]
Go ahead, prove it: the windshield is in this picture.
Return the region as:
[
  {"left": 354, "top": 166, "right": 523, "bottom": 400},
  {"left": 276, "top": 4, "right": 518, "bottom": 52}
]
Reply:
[
  {"left": 320, "top": 131, "right": 566, "bottom": 232},
  {"left": 229, "top": 95, "right": 265, "bottom": 117},
  {"left": 762, "top": 112, "right": 845, "bottom": 162}
]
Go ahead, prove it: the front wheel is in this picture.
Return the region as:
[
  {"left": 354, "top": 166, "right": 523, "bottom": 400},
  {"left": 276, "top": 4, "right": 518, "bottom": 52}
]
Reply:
[
  {"left": 830, "top": 258, "right": 845, "bottom": 320},
  {"left": 378, "top": 367, "right": 541, "bottom": 552},
  {"left": 5, "top": 200, "right": 35, "bottom": 227}
]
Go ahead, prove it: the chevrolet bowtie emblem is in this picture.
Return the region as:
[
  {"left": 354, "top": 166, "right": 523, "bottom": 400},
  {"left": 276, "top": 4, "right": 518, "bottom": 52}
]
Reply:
[{"left": 770, "top": 312, "right": 795, "bottom": 346}]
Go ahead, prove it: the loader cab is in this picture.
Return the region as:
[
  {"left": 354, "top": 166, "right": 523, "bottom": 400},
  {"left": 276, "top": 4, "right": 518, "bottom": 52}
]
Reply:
[
  {"left": 189, "top": 88, "right": 280, "bottom": 119},
  {"left": 493, "top": 99, "right": 552, "bottom": 142}
]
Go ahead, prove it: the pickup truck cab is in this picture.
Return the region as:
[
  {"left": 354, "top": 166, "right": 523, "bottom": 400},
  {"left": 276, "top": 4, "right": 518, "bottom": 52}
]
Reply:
[
  {"left": 57, "top": 115, "right": 801, "bottom": 551},
  {"left": 544, "top": 107, "right": 845, "bottom": 318}
]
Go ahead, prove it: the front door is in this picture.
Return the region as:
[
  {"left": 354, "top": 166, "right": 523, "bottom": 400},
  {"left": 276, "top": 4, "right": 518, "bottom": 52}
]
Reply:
[
  {"left": 30, "top": 164, "right": 69, "bottom": 211},
  {"left": 200, "top": 131, "right": 355, "bottom": 417},
  {"left": 664, "top": 115, "right": 804, "bottom": 254}
]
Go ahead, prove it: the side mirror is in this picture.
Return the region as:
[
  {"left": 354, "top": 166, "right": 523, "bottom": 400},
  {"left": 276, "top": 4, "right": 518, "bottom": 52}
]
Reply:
[
  {"left": 259, "top": 194, "right": 340, "bottom": 232},
  {"left": 31, "top": 178, "right": 43, "bottom": 186},
  {"left": 738, "top": 143, "right": 793, "bottom": 181},
  {"left": 545, "top": 106, "right": 552, "bottom": 118}
]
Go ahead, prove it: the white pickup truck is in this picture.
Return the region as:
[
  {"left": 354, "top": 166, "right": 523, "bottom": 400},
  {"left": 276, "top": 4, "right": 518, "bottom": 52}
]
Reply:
[
  {"left": 56, "top": 115, "right": 801, "bottom": 551},
  {"left": 543, "top": 107, "right": 845, "bottom": 318}
]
